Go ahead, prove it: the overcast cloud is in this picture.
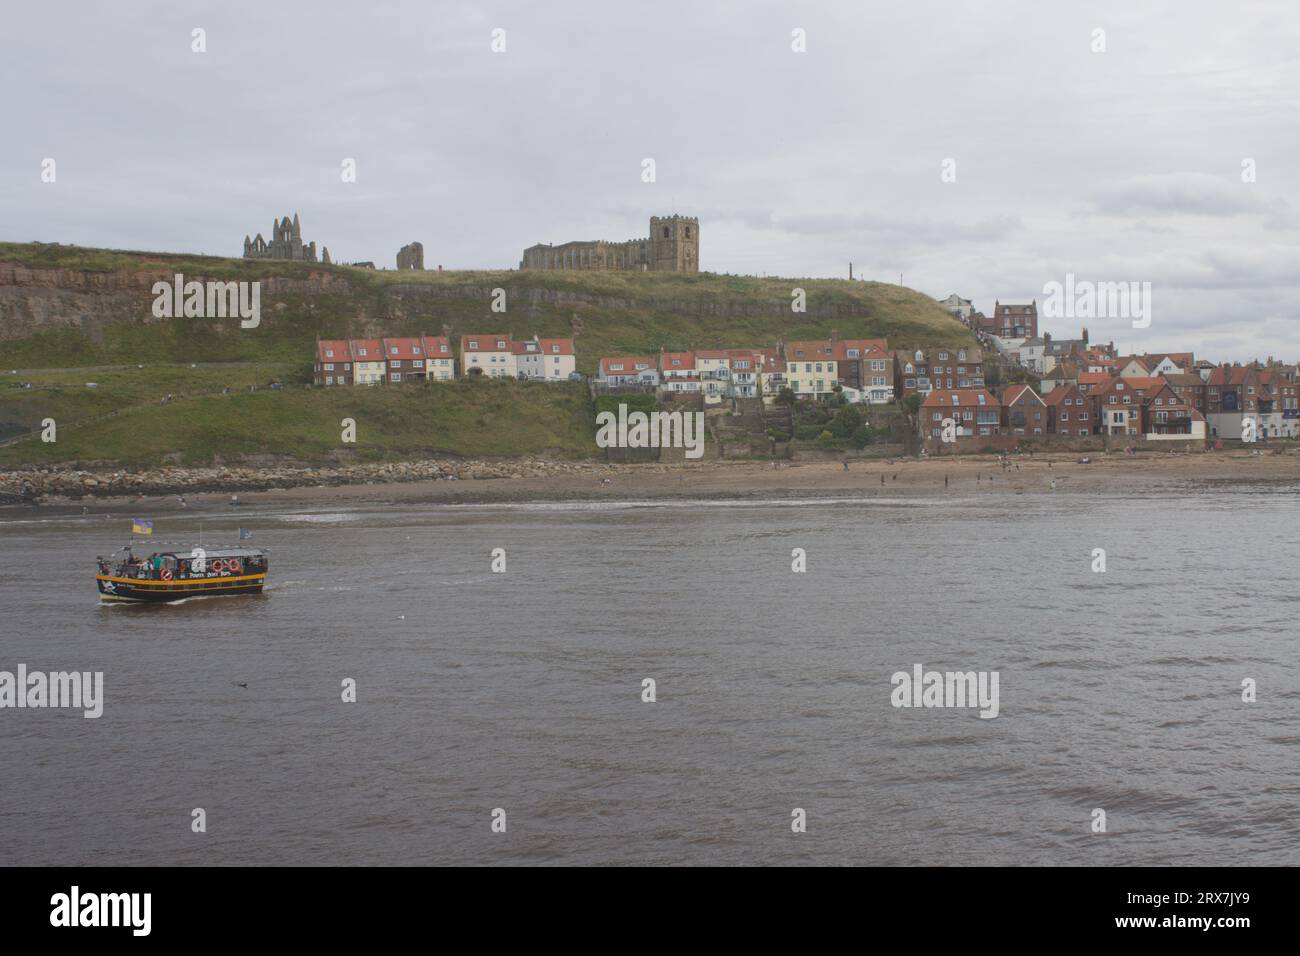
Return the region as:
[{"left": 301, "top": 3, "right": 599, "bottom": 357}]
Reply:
[{"left": 2, "top": 0, "right": 1297, "bottom": 361}]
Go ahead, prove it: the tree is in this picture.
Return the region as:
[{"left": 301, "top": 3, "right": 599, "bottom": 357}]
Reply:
[{"left": 904, "top": 393, "right": 922, "bottom": 416}]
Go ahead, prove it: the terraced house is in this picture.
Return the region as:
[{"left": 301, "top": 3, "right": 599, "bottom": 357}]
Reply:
[
  {"left": 314, "top": 339, "right": 354, "bottom": 386},
  {"left": 1002, "top": 384, "right": 1047, "bottom": 436},
  {"left": 1043, "top": 383, "right": 1091, "bottom": 437},
  {"left": 512, "top": 337, "right": 577, "bottom": 382},
  {"left": 834, "top": 339, "right": 894, "bottom": 403},
  {"left": 381, "top": 337, "right": 425, "bottom": 383},
  {"left": 783, "top": 341, "right": 837, "bottom": 398},
  {"left": 420, "top": 334, "right": 455, "bottom": 381},
  {"left": 460, "top": 333, "right": 515, "bottom": 379},
  {"left": 920, "top": 388, "right": 1001, "bottom": 441},
  {"left": 350, "top": 339, "right": 386, "bottom": 385},
  {"left": 596, "top": 356, "right": 659, "bottom": 388}
]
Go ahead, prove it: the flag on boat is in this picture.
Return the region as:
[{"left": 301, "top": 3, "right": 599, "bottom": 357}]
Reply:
[
  {"left": 238, "top": 527, "right": 253, "bottom": 540},
  {"left": 131, "top": 519, "right": 153, "bottom": 535}
]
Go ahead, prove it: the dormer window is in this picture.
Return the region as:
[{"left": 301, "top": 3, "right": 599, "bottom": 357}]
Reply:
[
  {"left": 551, "top": 345, "right": 560, "bottom": 353},
  {"left": 325, "top": 349, "right": 334, "bottom": 358},
  {"left": 496, "top": 340, "right": 506, "bottom": 349},
  {"left": 468, "top": 340, "right": 478, "bottom": 349}
]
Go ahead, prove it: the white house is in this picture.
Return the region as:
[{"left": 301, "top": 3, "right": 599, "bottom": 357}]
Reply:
[
  {"left": 513, "top": 336, "right": 576, "bottom": 381},
  {"left": 597, "top": 356, "right": 659, "bottom": 387},
  {"left": 461, "top": 333, "right": 516, "bottom": 379}
]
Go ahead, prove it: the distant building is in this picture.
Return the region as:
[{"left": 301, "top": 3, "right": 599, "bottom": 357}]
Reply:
[
  {"left": 396, "top": 242, "right": 424, "bottom": 270},
  {"left": 937, "top": 294, "right": 975, "bottom": 320},
  {"left": 244, "top": 212, "right": 327, "bottom": 262},
  {"left": 521, "top": 215, "right": 699, "bottom": 272}
]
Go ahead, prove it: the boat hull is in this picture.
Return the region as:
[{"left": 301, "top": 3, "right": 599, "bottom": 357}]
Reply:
[{"left": 96, "top": 573, "right": 267, "bottom": 603}]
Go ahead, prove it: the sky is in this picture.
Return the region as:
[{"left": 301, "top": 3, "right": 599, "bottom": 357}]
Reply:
[{"left": 3, "top": 0, "right": 1298, "bottom": 362}]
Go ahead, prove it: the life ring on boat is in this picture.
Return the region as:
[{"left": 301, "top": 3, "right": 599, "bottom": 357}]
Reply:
[
  {"left": 161, "top": 569, "right": 173, "bottom": 581},
  {"left": 210, "top": 559, "right": 226, "bottom": 573},
  {"left": 229, "top": 559, "right": 242, "bottom": 573}
]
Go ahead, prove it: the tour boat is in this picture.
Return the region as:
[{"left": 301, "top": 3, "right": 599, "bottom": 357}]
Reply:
[{"left": 95, "top": 546, "right": 269, "bottom": 603}]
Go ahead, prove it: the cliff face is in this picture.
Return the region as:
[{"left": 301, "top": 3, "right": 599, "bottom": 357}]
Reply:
[
  {"left": 0, "top": 262, "right": 352, "bottom": 343},
  {"left": 0, "top": 242, "right": 973, "bottom": 369}
]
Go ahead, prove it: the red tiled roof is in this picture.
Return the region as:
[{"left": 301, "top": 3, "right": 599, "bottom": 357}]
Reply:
[
  {"left": 421, "top": 334, "right": 453, "bottom": 356},
  {"left": 537, "top": 338, "right": 575, "bottom": 356},
  {"left": 920, "top": 388, "right": 999, "bottom": 408},
  {"left": 317, "top": 339, "right": 350, "bottom": 362},
  {"left": 461, "top": 334, "right": 512, "bottom": 353},
  {"left": 599, "top": 356, "right": 655, "bottom": 376},
  {"left": 1002, "top": 384, "right": 1044, "bottom": 406},
  {"left": 1043, "top": 384, "right": 1082, "bottom": 406},
  {"left": 785, "top": 341, "right": 835, "bottom": 362},
  {"left": 660, "top": 351, "right": 696, "bottom": 370},
  {"left": 349, "top": 339, "right": 383, "bottom": 361},
  {"left": 382, "top": 337, "right": 424, "bottom": 360}
]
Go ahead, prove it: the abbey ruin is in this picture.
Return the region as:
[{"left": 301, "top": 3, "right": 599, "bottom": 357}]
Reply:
[
  {"left": 396, "top": 242, "right": 424, "bottom": 270},
  {"left": 243, "top": 213, "right": 330, "bottom": 263},
  {"left": 520, "top": 215, "right": 699, "bottom": 272}
]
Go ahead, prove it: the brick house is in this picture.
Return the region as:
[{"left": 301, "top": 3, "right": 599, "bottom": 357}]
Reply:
[
  {"left": 1044, "top": 383, "right": 1092, "bottom": 437},
  {"left": 1092, "top": 376, "right": 1165, "bottom": 436},
  {"left": 920, "top": 388, "right": 1001, "bottom": 440},
  {"left": 1001, "top": 384, "right": 1048, "bottom": 436},
  {"left": 314, "top": 339, "right": 353, "bottom": 386},
  {"left": 990, "top": 300, "right": 1038, "bottom": 338},
  {"left": 381, "top": 337, "right": 426, "bottom": 383},
  {"left": 1143, "top": 380, "right": 1206, "bottom": 439},
  {"left": 1161, "top": 372, "right": 1207, "bottom": 416},
  {"left": 834, "top": 339, "right": 893, "bottom": 403}
]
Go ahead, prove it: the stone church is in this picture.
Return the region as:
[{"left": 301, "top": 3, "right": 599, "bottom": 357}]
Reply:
[
  {"left": 243, "top": 212, "right": 330, "bottom": 263},
  {"left": 520, "top": 215, "right": 698, "bottom": 272}
]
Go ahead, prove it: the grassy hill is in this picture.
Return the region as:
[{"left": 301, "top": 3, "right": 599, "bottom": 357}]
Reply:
[
  {"left": 0, "top": 241, "right": 974, "bottom": 467},
  {"left": 0, "top": 241, "right": 972, "bottom": 371},
  {"left": 0, "top": 377, "right": 597, "bottom": 468}
]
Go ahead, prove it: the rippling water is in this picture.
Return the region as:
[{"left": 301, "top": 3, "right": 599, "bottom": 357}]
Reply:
[{"left": 1, "top": 490, "right": 1297, "bottom": 865}]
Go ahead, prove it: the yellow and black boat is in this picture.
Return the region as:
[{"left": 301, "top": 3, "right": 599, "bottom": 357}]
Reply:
[{"left": 95, "top": 546, "right": 269, "bottom": 603}]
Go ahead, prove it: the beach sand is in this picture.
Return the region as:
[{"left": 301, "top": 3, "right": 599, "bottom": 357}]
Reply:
[{"left": 14, "top": 449, "right": 1300, "bottom": 514}]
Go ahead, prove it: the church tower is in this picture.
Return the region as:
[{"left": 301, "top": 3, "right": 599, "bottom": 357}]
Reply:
[{"left": 649, "top": 215, "right": 699, "bottom": 273}]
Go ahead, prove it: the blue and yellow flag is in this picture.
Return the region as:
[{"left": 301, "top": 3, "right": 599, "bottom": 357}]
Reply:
[{"left": 131, "top": 519, "right": 153, "bottom": 535}]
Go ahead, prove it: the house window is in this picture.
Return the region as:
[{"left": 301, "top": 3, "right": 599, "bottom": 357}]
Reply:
[
  {"left": 468, "top": 340, "right": 478, "bottom": 349},
  {"left": 325, "top": 349, "right": 334, "bottom": 358},
  {"left": 391, "top": 373, "right": 401, "bottom": 382},
  {"left": 324, "top": 363, "right": 335, "bottom": 371}
]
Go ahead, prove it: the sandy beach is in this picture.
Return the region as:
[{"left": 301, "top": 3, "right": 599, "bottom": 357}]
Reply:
[{"left": 10, "top": 449, "right": 1299, "bottom": 514}]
